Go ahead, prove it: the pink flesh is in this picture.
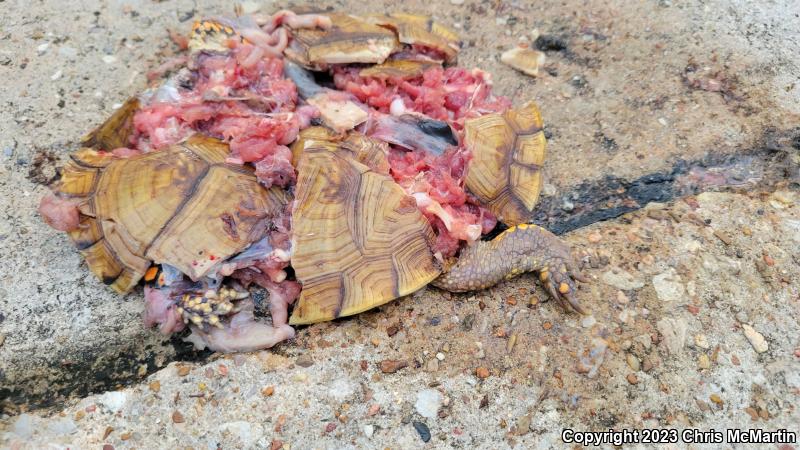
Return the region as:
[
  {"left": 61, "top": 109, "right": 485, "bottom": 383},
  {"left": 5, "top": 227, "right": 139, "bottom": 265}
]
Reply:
[
  {"left": 143, "top": 285, "right": 186, "bottom": 335},
  {"left": 334, "top": 65, "right": 510, "bottom": 257},
  {"left": 131, "top": 43, "right": 304, "bottom": 188},
  {"left": 184, "top": 297, "right": 295, "bottom": 352},
  {"left": 38, "top": 193, "right": 80, "bottom": 232}
]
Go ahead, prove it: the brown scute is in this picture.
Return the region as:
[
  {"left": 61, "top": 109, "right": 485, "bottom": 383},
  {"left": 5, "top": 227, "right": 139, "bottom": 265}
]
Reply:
[
  {"left": 359, "top": 59, "right": 440, "bottom": 80},
  {"left": 67, "top": 216, "right": 102, "bottom": 250},
  {"left": 285, "top": 13, "right": 399, "bottom": 67},
  {"left": 366, "top": 13, "right": 461, "bottom": 63},
  {"left": 144, "top": 163, "right": 287, "bottom": 281},
  {"left": 70, "top": 147, "right": 115, "bottom": 168},
  {"left": 57, "top": 131, "right": 286, "bottom": 292},
  {"left": 80, "top": 97, "right": 140, "bottom": 151},
  {"left": 464, "top": 101, "right": 546, "bottom": 225},
  {"left": 57, "top": 160, "right": 100, "bottom": 197},
  {"left": 289, "top": 141, "right": 441, "bottom": 325}
]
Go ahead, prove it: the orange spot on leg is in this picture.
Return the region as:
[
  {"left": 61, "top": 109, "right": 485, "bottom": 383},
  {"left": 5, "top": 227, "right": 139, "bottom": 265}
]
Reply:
[{"left": 558, "top": 282, "right": 570, "bottom": 294}]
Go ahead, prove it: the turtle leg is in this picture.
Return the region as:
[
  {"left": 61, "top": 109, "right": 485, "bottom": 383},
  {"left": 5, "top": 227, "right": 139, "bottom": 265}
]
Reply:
[{"left": 432, "top": 224, "right": 587, "bottom": 314}]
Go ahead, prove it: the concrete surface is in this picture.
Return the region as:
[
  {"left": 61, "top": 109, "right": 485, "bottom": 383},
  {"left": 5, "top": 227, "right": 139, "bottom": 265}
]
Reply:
[{"left": 0, "top": 0, "right": 799, "bottom": 448}]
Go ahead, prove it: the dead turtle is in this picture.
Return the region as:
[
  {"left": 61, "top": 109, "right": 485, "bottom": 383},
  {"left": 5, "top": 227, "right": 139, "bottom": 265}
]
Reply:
[
  {"left": 40, "top": 99, "right": 584, "bottom": 333},
  {"left": 39, "top": 12, "right": 586, "bottom": 352},
  {"left": 41, "top": 99, "right": 289, "bottom": 293},
  {"left": 286, "top": 104, "right": 585, "bottom": 325}
]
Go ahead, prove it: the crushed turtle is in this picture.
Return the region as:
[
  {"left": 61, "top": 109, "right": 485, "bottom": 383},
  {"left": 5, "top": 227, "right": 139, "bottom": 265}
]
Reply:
[{"left": 39, "top": 8, "right": 588, "bottom": 352}]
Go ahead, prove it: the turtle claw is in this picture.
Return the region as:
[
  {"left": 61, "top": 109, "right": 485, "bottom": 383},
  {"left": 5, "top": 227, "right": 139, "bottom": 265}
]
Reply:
[
  {"left": 539, "top": 261, "right": 587, "bottom": 315},
  {"left": 572, "top": 271, "right": 591, "bottom": 284}
]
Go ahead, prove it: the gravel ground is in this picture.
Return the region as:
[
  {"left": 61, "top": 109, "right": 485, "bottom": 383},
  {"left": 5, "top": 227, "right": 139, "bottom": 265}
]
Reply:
[{"left": 1, "top": 0, "right": 799, "bottom": 448}]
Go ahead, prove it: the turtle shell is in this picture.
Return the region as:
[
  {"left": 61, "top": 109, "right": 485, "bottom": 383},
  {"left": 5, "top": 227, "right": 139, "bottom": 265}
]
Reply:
[
  {"left": 58, "top": 108, "right": 288, "bottom": 293},
  {"left": 463, "top": 102, "right": 546, "bottom": 225},
  {"left": 284, "top": 13, "right": 399, "bottom": 67},
  {"left": 290, "top": 126, "right": 390, "bottom": 173},
  {"left": 367, "top": 13, "right": 460, "bottom": 63},
  {"left": 358, "top": 59, "right": 440, "bottom": 80},
  {"left": 289, "top": 133, "right": 440, "bottom": 324}
]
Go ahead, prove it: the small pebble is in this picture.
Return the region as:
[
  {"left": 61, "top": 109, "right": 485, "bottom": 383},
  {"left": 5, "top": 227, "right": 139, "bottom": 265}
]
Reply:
[
  {"left": 581, "top": 316, "right": 596, "bottom": 328},
  {"left": 292, "top": 372, "right": 308, "bottom": 382},
  {"left": 367, "top": 404, "right": 381, "bottom": 416},
  {"left": 379, "top": 359, "right": 408, "bottom": 373},
  {"left": 412, "top": 421, "right": 431, "bottom": 442},
  {"left": 435, "top": 352, "right": 445, "bottom": 361},
  {"left": 148, "top": 381, "right": 160, "bottom": 392},
  {"left": 709, "top": 394, "right": 723, "bottom": 405},
  {"left": 102, "top": 55, "right": 117, "bottom": 64},
  {"left": 177, "top": 366, "right": 190, "bottom": 376},
  {"left": 50, "top": 70, "right": 62, "bottom": 81},
  {"left": 296, "top": 355, "right": 314, "bottom": 367},
  {"left": 415, "top": 389, "right": 443, "bottom": 419},
  {"left": 363, "top": 424, "right": 375, "bottom": 437},
  {"left": 626, "top": 354, "right": 640, "bottom": 371},
  {"left": 587, "top": 232, "right": 602, "bottom": 243},
  {"left": 713, "top": 230, "right": 732, "bottom": 245},
  {"left": 742, "top": 324, "right": 768, "bottom": 353},
  {"left": 262, "top": 386, "right": 275, "bottom": 397},
  {"left": 694, "top": 334, "right": 710, "bottom": 349},
  {"left": 698, "top": 354, "right": 711, "bottom": 369},
  {"left": 745, "top": 407, "right": 759, "bottom": 420},
  {"left": 171, "top": 411, "right": 184, "bottom": 424},
  {"left": 647, "top": 209, "right": 667, "bottom": 220},
  {"left": 626, "top": 373, "right": 639, "bottom": 384},
  {"left": 476, "top": 367, "right": 490, "bottom": 379},
  {"left": 506, "top": 333, "right": 517, "bottom": 353}
]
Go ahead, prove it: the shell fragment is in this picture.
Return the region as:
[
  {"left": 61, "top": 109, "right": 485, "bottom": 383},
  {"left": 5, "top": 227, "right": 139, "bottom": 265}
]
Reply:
[{"left": 501, "top": 47, "right": 546, "bottom": 77}]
